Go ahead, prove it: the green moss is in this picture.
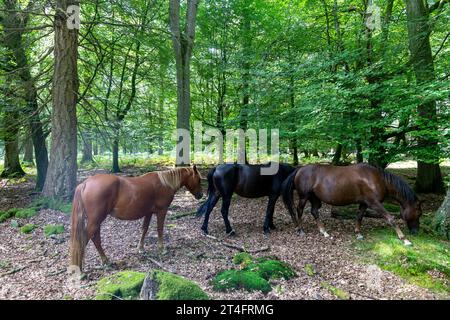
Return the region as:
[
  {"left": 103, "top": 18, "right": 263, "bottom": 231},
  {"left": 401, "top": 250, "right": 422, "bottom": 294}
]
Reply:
[
  {"left": 152, "top": 270, "right": 208, "bottom": 300},
  {"left": 20, "top": 223, "right": 37, "bottom": 234},
  {"left": 15, "top": 207, "right": 38, "bottom": 219},
  {"left": 0, "top": 208, "right": 18, "bottom": 223},
  {"left": 233, "top": 252, "right": 253, "bottom": 266},
  {"left": 356, "top": 228, "right": 450, "bottom": 293},
  {"left": 43, "top": 224, "right": 65, "bottom": 237},
  {"left": 321, "top": 282, "right": 349, "bottom": 300},
  {"left": 245, "top": 260, "right": 296, "bottom": 280},
  {"left": 212, "top": 270, "right": 271, "bottom": 293},
  {"left": 95, "top": 271, "right": 146, "bottom": 300},
  {"left": 304, "top": 264, "right": 315, "bottom": 277}
]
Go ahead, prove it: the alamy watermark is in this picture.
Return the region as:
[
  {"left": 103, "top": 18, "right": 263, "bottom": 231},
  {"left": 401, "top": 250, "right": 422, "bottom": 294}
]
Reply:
[
  {"left": 66, "top": 4, "right": 80, "bottom": 30},
  {"left": 174, "top": 121, "right": 280, "bottom": 175}
]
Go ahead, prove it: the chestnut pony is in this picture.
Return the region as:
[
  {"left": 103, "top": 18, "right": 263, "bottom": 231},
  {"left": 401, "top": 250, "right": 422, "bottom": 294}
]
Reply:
[
  {"left": 282, "top": 163, "right": 422, "bottom": 245},
  {"left": 70, "top": 166, "right": 203, "bottom": 271}
]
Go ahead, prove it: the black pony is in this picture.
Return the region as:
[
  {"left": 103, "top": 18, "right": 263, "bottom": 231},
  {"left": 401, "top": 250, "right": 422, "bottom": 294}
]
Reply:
[{"left": 196, "top": 162, "right": 296, "bottom": 235}]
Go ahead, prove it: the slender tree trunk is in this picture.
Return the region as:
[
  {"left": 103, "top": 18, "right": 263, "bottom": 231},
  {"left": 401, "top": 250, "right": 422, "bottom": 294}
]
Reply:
[
  {"left": 332, "top": 144, "right": 342, "bottom": 165},
  {"left": 434, "top": 188, "right": 450, "bottom": 239},
  {"left": 405, "top": 0, "right": 444, "bottom": 193},
  {"left": 43, "top": 0, "right": 79, "bottom": 200},
  {"left": 112, "top": 132, "right": 120, "bottom": 173},
  {"left": 170, "top": 0, "right": 199, "bottom": 166},
  {"left": 22, "top": 134, "right": 34, "bottom": 164},
  {"left": 1, "top": 103, "right": 25, "bottom": 178},
  {"left": 81, "top": 131, "right": 93, "bottom": 163},
  {"left": 292, "top": 140, "right": 299, "bottom": 166}
]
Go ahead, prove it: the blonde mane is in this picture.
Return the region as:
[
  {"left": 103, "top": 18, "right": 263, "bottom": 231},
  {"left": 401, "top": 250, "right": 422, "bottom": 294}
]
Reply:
[{"left": 157, "top": 167, "right": 190, "bottom": 190}]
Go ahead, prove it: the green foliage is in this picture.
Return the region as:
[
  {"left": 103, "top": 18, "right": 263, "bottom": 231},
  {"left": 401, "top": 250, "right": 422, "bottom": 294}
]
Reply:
[
  {"left": 0, "top": 209, "right": 17, "bottom": 223},
  {"left": 152, "top": 270, "right": 208, "bottom": 300},
  {"left": 43, "top": 224, "right": 65, "bottom": 237},
  {"left": 95, "top": 271, "right": 146, "bottom": 300},
  {"left": 356, "top": 228, "right": 450, "bottom": 293},
  {"left": 212, "top": 269, "right": 271, "bottom": 293},
  {"left": 20, "top": 223, "right": 37, "bottom": 234}
]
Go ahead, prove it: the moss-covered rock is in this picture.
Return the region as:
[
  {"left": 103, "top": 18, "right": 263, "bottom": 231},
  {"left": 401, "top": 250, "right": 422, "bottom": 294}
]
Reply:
[
  {"left": 151, "top": 270, "right": 208, "bottom": 300},
  {"left": 43, "top": 224, "right": 65, "bottom": 237},
  {"left": 20, "top": 223, "right": 37, "bottom": 234},
  {"left": 211, "top": 269, "right": 271, "bottom": 293},
  {"left": 245, "top": 260, "right": 296, "bottom": 280},
  {"left": 96, "top": 271, "right": 146, "bottom": 300},
  {"left": 232, "top": 252, "right": 253, "bottom": 266}
]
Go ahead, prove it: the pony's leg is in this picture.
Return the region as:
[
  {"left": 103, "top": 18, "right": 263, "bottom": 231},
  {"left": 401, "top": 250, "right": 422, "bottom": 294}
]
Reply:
[
  {"left": 156, "top": 210, "right": 168, "bottom": 254},
  {"left": 91, "top": 229, "right": 109, "bottom": 265},
  {"left": 263, "top": 194, "right": 279, "bottom": 234},
  {"left": 201, "top": 194, "right": 220, "bottom": 235},
  {"left": 355, "top": 203, "right": 368, "bottom": 240},
  {"left": 138, "top": 215, "right": 152, "bottom": 253},
  {"left": 220, "top": 196, "right": 235, "bottom": 236},
  {"left": 369, "top": 201, "right": 411, "bottom": 245},
  {"left": 309, "top": 196, "right": 329, "bottom": 238},
  {"left": 296, "top": 197, "right": 308, "bottom": 235}
]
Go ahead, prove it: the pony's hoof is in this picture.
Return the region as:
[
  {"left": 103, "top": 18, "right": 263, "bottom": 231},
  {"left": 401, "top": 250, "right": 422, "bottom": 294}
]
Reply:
[
  {"left": 403, "top": 239, "right": 412, "bottom": 246},
  {"left": 201, "top": 227, "right": 208, "bottom": 235},
  {"left": 297, "top": 229, "right": 305, "bottom": 236},
  {"left": 269, "top": 224, "right": 276, "bottom": 230},
  {"left": 138, "top": 248, "right": 145, "bottom": 254},
  {"left": 226, "top": 229, "right": 236, "bottom": 237},
  {"left": 356, "top": 234, "right": 364, "bottom": 240}
]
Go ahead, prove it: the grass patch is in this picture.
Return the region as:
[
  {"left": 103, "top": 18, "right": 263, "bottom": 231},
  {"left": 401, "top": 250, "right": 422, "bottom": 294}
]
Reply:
[
  {"left": 20, "top": 223, "right": 37, "bottom": 234},
  {"left": 356, "top": 228, "right": 450, "bottom": 293},
  {"left": 304, "top": 264, "right": 315, "bottom": 276},
  {"left": 43, "top": 224, "right": 65, "bottom": 237},
  {"left": 232, "top": 252, "right": 253, "bottom": 266},
  {"left": 245, "top": 260, "right": 296, "bottom": 280},
  {"left": 0, "top": 207, "right": 38, "bottom": 223}
]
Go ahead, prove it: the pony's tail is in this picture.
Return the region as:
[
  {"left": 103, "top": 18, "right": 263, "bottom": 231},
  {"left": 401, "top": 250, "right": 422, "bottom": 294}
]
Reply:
[
  {"left": 282, "top": 168, "right": 300, "bottom": 225},
  {"left": 70, "top": 183, "right": 87, "bottom": 271},
  {"left": 196, "top": 167, "right": 216, "bottom": 217}
]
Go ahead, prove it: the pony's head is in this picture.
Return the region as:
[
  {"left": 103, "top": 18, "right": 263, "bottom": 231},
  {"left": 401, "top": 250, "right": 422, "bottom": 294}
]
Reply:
[
  {"left": 401, "top": 200, "right": 423, "bottom": 234},
  {"left": 184, "top": 165, "right": 204, "bottom": 200}
]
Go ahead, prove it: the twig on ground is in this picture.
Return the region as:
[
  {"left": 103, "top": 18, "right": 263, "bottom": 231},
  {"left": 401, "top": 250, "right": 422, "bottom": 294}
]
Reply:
[
  {"left": 0, "top": 266, "right": 27, "bottom": 277},
  {"left": 204, "top": 234, "right": 270, "bottom": 253}
]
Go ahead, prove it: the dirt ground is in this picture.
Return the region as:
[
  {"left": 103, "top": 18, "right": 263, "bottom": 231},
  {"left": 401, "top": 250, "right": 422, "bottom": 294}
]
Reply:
[{"left": 0, "top": 167, "right": 448, "bottom": 300}]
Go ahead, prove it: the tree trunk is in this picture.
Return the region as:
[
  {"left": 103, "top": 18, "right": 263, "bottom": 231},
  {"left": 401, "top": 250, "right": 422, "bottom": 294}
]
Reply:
[
  {"left": 112, "top": 134, "right": 120, "bottom": 173},
  {"left": 1, "top": 105, "right": 25, "bottom": 178},
  {"left": 170, "top": 0, "right": 199, "bottom": 166},
  {"left": 81, "top": 131, "right": 93, "bottom": 163},
  {"left": 22, "top": 134, "right": 34, "bottom": 164},
  {"left": 1, "top": 0, "right": 48, "bottom": 189},
  {"left": 434, "top": 188, "right": 450, "bottom": 239},
  {"left": 292, "top": 140, "right": 299, "bottom": 166},
  {"left": 43, "top": 0, "right": 79, "bottom": 200},
  {"left": 405, "top": 0, "right": 444, "bottom": 193},
  {"left": 331, "top": 143, "right": 342, "bottom": 165}
]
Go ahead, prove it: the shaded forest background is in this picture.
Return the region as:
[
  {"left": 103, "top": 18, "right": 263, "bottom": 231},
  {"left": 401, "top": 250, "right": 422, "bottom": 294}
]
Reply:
[{"left": 0, "top": 0, "right": 449, "bottom": 199}]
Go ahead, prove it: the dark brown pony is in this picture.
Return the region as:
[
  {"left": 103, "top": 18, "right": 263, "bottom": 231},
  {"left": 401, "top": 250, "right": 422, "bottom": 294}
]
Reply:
[
  {"left": 70, "top": 166, "right": 203, "bottom": 271},
  {"left": 282, "top": 163, "right": 422, "bottom": 245}
]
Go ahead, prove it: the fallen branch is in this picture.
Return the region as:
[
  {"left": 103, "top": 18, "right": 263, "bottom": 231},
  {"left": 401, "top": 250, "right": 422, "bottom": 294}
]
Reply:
[
  {"left": 0, "top": 266, "right": 27, "bottom": 277},
  {"left": 168, "top": 210, "right": 196, "bottom": 220},
  {"left": 146, "top": 257, "right": 175, "bottom": 274},
  {"left": 204, "top": 234, "right": 270, "bottom": 254}
]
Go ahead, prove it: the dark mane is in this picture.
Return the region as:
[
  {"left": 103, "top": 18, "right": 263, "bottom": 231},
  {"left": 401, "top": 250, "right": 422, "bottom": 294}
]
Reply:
[{"left": 379, "top": 168, "right": 417, "bottom": 203}]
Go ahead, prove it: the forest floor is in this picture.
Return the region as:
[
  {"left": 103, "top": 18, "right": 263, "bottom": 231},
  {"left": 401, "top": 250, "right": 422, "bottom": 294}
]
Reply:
[{"left": 0, "top": 165, "right": 449, "bottom": 300}]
